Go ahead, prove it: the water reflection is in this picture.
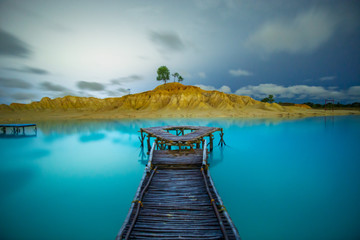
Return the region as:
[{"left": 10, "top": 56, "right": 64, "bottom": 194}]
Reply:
[
  {"left": 138, "top": 147, "right": 148, "bottom": 165},
  {"left": 36, "top": 118, "right": 302, "bottom": 136},
  {"left": 208, "top": 146, "right": 225, "bottom": 167},
  {"left": 27, "top": 149, "right": 51, "bottom": 159},
  {"left": 0, "top": 168, "right": 37, "bottom": 198},
  {"left": 79, "top": 133, "right": 106, "bottom": 143},
  {"left": 324, "top": 116, "right": 335, "bottom": 128}
]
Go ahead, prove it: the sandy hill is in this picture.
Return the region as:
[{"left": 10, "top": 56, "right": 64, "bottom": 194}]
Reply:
[
  {"left": 2, "top": 83, "right": 259, "bottom": 111},
  {"left": 0, "top": 83, "right": 356, "bottom": 121}
]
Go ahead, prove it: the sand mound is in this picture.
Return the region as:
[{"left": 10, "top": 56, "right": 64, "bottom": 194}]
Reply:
[{"left": 1, "top": 82, "right": 358, "bottom": 121}]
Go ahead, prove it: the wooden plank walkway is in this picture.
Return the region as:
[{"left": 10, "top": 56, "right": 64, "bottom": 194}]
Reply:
[
  {"left": 141, "top": 126, "right": 222, "bottom": 142},
  {"left": 140, "top": 125, "right": 226, "bottom": 152},
  {"left": 117, "top": 129, "right": 240, "bottom": 239}
]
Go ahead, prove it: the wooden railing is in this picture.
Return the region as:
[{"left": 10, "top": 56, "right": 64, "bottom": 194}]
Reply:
[
  {"left": 146, "top": 142, "right": 156, "bottom": 172},
  {"left": 202, "top": 139, "right": 208, "bottom": 166}
]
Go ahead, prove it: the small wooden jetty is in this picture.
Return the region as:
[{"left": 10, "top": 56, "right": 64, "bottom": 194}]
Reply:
[
  {"left": 117, "top": 126, "right": 239, "bottom": 240},
  {"left": 0, "top": 124, "right": 37, "bottom": 138}
]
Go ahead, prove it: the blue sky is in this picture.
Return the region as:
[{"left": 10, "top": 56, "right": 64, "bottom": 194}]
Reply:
[{"left": 0, "top": 0, "right": 359, "bottom": 104}]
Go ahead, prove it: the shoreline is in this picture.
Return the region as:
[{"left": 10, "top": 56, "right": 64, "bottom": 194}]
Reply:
[{"left": 0, "top": 108, "right": 358, "bottom": 123}]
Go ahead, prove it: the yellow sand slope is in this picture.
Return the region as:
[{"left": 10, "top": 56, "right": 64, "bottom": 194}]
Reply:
[{"left": 0, "top": 83, "right": 358, "bottom": 121}]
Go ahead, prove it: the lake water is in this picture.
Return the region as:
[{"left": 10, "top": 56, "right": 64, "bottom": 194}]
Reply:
[{"left": 0, "top": 116, "right": 360, "bottom": 240}]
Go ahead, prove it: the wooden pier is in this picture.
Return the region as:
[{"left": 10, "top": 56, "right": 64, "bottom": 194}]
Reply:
[
  {"left": 117, "top": 126, "right": 239, "bottom": 240},
  {"left": 0, "top": 124, "right": 37, "bottom": 138}
]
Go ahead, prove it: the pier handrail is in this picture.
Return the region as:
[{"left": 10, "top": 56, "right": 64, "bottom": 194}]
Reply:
[
  {"left": 202, "top": 139, "right": 208, "bottom": 166},
  {"left": 207, "top": 169, "right": 241, "bottom": 239},
  {"left": 124, "top": 166, "right": 158, "bottom": 240},
  {"left": 201, "top": 167, "right": 229, "bottom": 240},
  {"left": 146, "top": 142, "right": 156, "bottom": 172},
  {"left": 200, "top": 139, "right": 229, "bottom": 240}
]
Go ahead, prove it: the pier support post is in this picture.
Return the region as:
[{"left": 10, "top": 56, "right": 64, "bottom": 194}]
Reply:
[
  {"left": 147, "top": 134, "right": 151, "bottom": 152},
  {"left": 218, "top": 129, "right": 226, "bottom": 147},
  {"left": 139, "top": 130, "right": 145, "bottom": 147},
  {"left": 209, "top": 134, "right": 214, "bottom": 152}
]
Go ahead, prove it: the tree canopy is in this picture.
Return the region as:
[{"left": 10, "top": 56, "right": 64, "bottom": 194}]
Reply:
[
  {"left": 156, "top": 66, "right": 170, "bottom": 84},
  {"left": 172, "top": 72, "right": 180, "bottom": 82},
  {"left": 261, "top": 94, "right": 275, "bottom": 103},
  {"left": 156, "top": 66, "right": 184, "bottom": 84}
]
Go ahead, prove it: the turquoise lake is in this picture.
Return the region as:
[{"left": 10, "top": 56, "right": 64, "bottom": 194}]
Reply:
[{"left": 1, "top": 116, "right": 360, "bottom": 240}]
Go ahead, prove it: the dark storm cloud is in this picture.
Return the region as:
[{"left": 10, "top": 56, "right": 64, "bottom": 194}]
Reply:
[
  {"left": 4, "top": 1, "right": 71, "bottom": 32},
  {"left": 0, "top": 77, "right": 32, "bottom": 89},
  {"left": 11, "top": 92, "right": 37, "bottom": 100},
  {"left": 111, "top": 75, "right": 143, "bottom": 85},
  {"left": 149, "top": 31, "right": 185, "bottom": 52},
  {"left": 77, "top": 81, "right": 105, "bottom": 91},
  {"left": 40, "top": 81, "right": 68, "bottom": 92},
  {"left": 0, "top": 29, "right": 31, "bottom": 58},
  {"left": 6, "top": 66, "right": 50, "bottom": 75}
]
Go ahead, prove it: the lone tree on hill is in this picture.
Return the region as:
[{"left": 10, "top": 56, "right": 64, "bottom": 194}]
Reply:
[
  {"left": 172, "top": 72, "right": 180, "bottom": 82},
  {"left": 157, "top": 66, "right": 170, "bottom": 84},
  {"left": 261, "top": 94, "right": 275, "bottom": 103},
  {"left": 178, "top": 75, "right": 184, "bottom": 83}
]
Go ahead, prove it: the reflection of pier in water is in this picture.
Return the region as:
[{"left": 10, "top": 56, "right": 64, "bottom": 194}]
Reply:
[
  {"left": 0, "top": 124, "right": 37, "bottom": 138},
  {"left": 118, "top": 126, "right": 239, "bottom": 240},
  {"left": 324, "top": 116, "right": 335, "bottom": 128}
]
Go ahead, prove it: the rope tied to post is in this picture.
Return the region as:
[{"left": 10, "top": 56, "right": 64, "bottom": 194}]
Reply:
[{"left": 217, "top": 205, "right": 227, "bottom": 212}]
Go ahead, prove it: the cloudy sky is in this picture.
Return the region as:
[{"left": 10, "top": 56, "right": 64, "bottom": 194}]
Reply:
[{"left": 0, "top": 0, "right": 359, "bottom": 104}]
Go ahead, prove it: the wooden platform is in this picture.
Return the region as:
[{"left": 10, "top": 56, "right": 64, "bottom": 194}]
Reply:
[
  {"left": 0, "top": 123, "right": 37, "bottom": 138},
  {"left": 152, "top": 149, "right": 203, "bottom": 167},
  {"left": 141, "top": 126, "right": 221, "bottom": 142},
  {"left": 117, "top": 127, "right": 239, "bottom": 240},
  {"left": 140, "top": 125, "right": 225, "bottom": 152}
]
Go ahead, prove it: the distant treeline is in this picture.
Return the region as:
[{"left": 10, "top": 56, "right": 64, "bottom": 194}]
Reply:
[{"left": 279, "top": 102, "right": 360, "bottom": 109}]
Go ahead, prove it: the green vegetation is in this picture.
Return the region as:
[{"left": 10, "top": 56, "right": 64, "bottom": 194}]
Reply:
[
  {"left": 303, "top": 102, "right": 360, "bottom": 109},
  {"left": 172, "top": 72, "right": 180, "bottom": 82},
  {"left": 157, "top": 66, "right": 184, "bottom": 84},
  {"left": 277, "top": 101, "right": 360, "bottom": 110},
  {"left": 261, "top": 94, "right": 275, "bottom": 103},
  {"left": 157, "top": 66, "right": 170, "bottom": 84}
]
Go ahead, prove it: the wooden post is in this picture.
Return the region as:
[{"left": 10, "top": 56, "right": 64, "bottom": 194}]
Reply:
[
  {"left": 218, "top": 128, "right": 226, "bottom": 147},
  {"left": 147, "top": 134, "right": 151, "bottom": 152},
  {"left": 209, "top": 134, "right": 214, "bottom": 152},
  {"left": 139, "top": 130, "right": 145, "bottom": 147}
]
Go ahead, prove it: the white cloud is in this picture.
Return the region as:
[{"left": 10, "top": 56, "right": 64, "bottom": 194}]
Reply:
[
  {"left": 319, "top": 76, "right": 336, "bottom": 81},
  {"left": 246, "top": 8, "right": 339, "bottom": 54},
  {"left": 198, "top": 72, "right": 206, "bottom": 78},
  {"left": 235, "top": 84, "right": 360, "bottom": 101},
  {"left": 229, "top": 69, "right": 253, "bottom": 77},
  {"left": 195, "top": 84, "right": 232, "bottom": 93},
  {"left": 348, "top": 86, "right": 360, "bottom": 96},
  {"left": 219, "top": 85, "right": 231, "bottom": 93}
]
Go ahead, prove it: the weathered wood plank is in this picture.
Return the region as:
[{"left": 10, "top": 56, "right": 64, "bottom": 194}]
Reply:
[{"left": 117, "top": 126, "right": 239, "bottom": 240}]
